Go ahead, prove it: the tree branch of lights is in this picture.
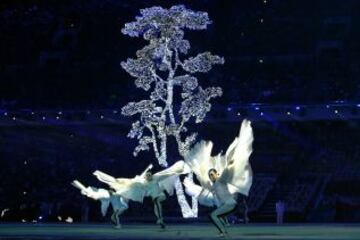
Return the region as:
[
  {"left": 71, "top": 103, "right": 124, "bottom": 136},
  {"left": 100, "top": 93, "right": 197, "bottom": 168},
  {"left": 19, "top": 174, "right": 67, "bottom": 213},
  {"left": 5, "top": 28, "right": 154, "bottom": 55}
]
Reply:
[{"left": 121, "top": 5, "right": 224, "bottom": 218}]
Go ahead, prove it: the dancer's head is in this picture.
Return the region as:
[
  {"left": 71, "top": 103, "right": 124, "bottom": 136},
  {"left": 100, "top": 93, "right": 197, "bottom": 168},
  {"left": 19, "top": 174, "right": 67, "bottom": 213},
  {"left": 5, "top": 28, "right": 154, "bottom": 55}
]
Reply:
[
  {"left": 145, "top": 171, "right": 153, "bottom": 181},
  {"left": 208, "top": 168, "right": 219, "bottom": 183}
]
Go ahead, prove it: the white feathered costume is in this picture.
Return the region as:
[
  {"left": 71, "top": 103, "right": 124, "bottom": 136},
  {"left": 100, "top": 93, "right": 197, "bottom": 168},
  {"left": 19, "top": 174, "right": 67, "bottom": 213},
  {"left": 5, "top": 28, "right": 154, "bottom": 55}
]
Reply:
[
  {"left": 71, "top": 180, "right": 128, "bottom": 217},
  {"left": 92, "top": 161, "right": 188, "bottom": 228},
  {"left": 183, "top": 119, "right": 254, "bottom": 207},
  {"left": 92, "top": 160, "right": 187, "bottom": 202}
]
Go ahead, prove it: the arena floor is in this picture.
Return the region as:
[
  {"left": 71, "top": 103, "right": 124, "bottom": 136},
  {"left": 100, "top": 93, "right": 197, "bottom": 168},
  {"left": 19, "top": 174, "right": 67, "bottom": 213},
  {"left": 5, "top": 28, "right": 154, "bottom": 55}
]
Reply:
[{"left": 0, "top": 223, "right": 360, "bottom": 240}]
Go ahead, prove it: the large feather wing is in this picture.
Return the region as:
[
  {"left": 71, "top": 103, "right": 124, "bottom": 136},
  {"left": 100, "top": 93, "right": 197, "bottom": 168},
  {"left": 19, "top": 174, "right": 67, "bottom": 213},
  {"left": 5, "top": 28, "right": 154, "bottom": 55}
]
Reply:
[
  {"left": 153, "top": 160, "right": 190, "bottom": 196},
  {"left": 219, "top": 119, "right": 254, "bottom": 196},
  {"left": 71, "top": 180, "right": 110, "bottom": 200},
  {"left": 184, "top": 141, "right": 214, "bottom": 189},
  {"left": 93, "top": 170, "right": 146, "bottom": 203}
]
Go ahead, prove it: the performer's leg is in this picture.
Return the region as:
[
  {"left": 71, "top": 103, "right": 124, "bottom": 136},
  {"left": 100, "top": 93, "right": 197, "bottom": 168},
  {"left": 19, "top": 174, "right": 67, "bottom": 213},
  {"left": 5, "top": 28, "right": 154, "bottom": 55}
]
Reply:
[
  {"left": 210, "top": 203, "right": 237, "bottom": 235},
  {"left": 112, "top": 208, "right": 126, "bottom": 229},
  {"left": 110, "top": 212, "right": 116, "bottom": 225},
  {"left": 243, "top": 199, "right": 249, "bottom": 224},
  {"left": 220, "top": 216, "right": 230, "bottom": 226},
  {"left": 112, "top": 210, "right": 121, "bottom": 228},
  {"left": 153, "top": 194, "right": 166, "bottom": 228}
]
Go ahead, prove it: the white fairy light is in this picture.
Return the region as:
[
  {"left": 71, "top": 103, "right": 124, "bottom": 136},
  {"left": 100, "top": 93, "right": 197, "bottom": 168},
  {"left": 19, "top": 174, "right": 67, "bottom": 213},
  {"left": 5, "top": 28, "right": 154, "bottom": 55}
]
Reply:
[{"left": 121, "top": 5, "right": 224, "bottom": 217}]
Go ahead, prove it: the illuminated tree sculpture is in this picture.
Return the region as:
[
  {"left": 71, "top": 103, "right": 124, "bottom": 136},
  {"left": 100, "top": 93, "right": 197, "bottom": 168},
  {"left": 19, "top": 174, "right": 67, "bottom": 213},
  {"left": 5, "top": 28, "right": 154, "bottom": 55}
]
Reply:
[{"left": 121, "top": 5, "right": 224, "bottom": 217}]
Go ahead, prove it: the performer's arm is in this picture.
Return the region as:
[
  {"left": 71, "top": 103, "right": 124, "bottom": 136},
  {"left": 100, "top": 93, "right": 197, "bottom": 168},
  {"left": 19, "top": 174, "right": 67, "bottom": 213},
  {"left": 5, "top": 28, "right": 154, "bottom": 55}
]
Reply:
[{"left": 139, "top": 164, "right": 153, "bottom": 178}]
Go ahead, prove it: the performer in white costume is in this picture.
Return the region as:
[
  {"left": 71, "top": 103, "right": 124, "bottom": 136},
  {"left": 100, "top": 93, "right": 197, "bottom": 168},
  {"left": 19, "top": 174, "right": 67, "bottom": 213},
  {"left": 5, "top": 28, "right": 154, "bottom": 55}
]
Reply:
[
  {"left": 71, "top": 180, "right": 128, "bottom": 228},
  {"left": 183, "top": 119, "right": 254, "bottom": 237},
  {"left": 93, "top": 161, "right": 187, "bottom": 229}
]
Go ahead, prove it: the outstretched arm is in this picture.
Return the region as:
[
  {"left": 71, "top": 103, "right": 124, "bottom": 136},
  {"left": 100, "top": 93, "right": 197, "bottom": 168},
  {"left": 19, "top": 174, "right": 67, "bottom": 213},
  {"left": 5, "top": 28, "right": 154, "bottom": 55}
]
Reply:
[
  {"left": 139, "top": 164, "right": 153, "bottom": 179},
  {"left": 152, "top": 161, "right": 189, "bottom": 182}
]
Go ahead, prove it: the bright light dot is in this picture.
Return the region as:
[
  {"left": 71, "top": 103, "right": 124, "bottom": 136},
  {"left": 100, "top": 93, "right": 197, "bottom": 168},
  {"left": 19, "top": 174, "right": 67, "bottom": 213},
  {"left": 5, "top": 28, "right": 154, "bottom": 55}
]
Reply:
[
  {"left": 260, "top": 112, "right": 264, "bottom": 116},
  {"left": 42, "top": 116, "right": 46, "bottom": 120},
  {"left": 31, "top": 112, "right": 35, "bottom": 115},
  {"left": 56, "top": 116, "right": 60, "bottom": 120},
  {"left": 334, "top": 110, "right": 338, "bottom": 114},
  {"left": 113, "top": 110, "right": 118, "bottom": 114},
  {"left": 264, "top": 0, "right": 267, "bottom": 3},
  {"left": 255, "top": 107, "right": 260, "bottom": 110},
  {"left": 58, "top": 111, "right": 62, "bottom": 115},
  {"left": 12, "top": 117, "right": 16, "bottom": 121},
  {"left": 227, "top": 107, "right": 232, "bottom": 111},
  {"left": 24, "top": 161, "right": 27, "bottom": 165},
  {"left": 296, "top": 106, "right": 301, "bottom": 110},
  {"left": 38, "top": 216, "right": 42, "bottom": 220},
  {"left": 65, "top": 217, "right": 73, "bottom": 223},
  {"left": 357, "top": 104, "right": 360, "bottom": 107},
  {"left": 57, "top": 216, "right": 62, "bottom": 221},
  {"left": 259, "top": 59, "right": 263, "bottom": 63},
  {"left": 21, "top": 219, "right": 26, "bottom": 222},
  {"left": 326, "top": 105, "right": 330, "bottom": 108},
  {"left": 100, "top": 115, "right": 104, "bottom": 119},
  {"left": 4, "top": 112, "right": 8, "bottom": 116},
  {"left": 260, "top": 18, "right": 264, "bottom": 23},
  {"left": 23, "top": 191, "right": 27, "bottom": 195},
  {"left": 237, "top": 112, "right": 241, "bottom": 116},
  {"left": 287, "top": 112, "right": 291, "bottom": 115}
]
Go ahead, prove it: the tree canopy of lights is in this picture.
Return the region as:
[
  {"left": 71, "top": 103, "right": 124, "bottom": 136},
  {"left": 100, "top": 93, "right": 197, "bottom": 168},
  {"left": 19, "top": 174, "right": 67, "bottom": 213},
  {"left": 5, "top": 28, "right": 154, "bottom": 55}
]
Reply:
[{"left": 121, "top": 5, "right": 224, "bottom": 217}]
